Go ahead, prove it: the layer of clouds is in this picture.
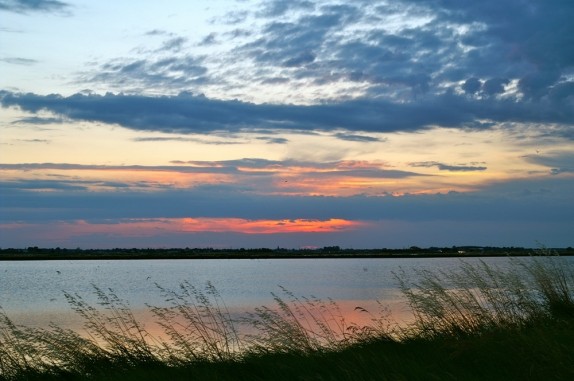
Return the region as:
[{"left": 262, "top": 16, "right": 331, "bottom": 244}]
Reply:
[
  {"left": 0, "top": 159, "right": 423, "bottom": 179},
  {"left": 2, "top": 1, "right": 573, "bottom": 137},
  {"left": 1, "top": 175, "right": 572, "bottom": 224},
  {"left": 523, "top": 151, "right": 574, "bottom": 175},
  {"left": 17, "top": 0, "right": 565, "bottom": 106},
  {"left": 2, "top": 90, "right": 573, "bottom": 135}
]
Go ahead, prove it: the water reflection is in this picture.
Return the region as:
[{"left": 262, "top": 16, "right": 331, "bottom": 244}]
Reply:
[{"left": 0, "top": 257, "right": 531, "bottom": 333}]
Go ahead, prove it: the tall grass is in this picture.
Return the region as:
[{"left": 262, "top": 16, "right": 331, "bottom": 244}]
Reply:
[
  {"left": 148, "top": 281, "right": 243, "bottom": 362},
  {"left": 242, "top": 286, "right": 389, "bottom": 354},
  {"left": 396, "top": 252, "right": 574, "bottom": 340},
  {"left": 1, "top": 251, "right": 573, "bottom": 380}
]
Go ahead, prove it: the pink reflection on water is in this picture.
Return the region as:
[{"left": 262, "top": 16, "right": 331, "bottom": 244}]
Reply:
[{"left": 9, "top": 298, "right": 415, "bottom": 349}]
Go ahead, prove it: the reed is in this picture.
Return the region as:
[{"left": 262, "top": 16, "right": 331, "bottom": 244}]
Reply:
[
  {"left": 0, "top": 251, "right": 572, "bottom": 380},
  {"left": 395, "top": 252, "right": 574, "bottom": 340}
]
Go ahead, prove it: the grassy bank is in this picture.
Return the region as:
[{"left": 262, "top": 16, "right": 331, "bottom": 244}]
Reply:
[{"left": 1, "top": 253, "right": 573, "bottom": 380}]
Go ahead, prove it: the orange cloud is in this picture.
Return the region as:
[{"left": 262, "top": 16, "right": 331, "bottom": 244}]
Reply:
[
  {"left": 178, "top": 218, "right": 364, "bottom": 234},
  {"left": 0, "top": 218, "right": 366, "bottom": 242}
]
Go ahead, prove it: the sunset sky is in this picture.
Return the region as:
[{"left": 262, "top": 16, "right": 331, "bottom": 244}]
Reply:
[{"left": 1, "top": 0, "right": 573, "bottom": 249}]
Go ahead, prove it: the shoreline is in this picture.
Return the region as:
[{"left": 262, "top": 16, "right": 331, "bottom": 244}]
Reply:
[{"left": 1, "top": 247, "right": 571, "bottom": 261}]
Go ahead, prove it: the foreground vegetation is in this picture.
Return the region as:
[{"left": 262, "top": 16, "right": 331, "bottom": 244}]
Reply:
[{"left": 1, "top": 253, "right": 573, "bottom": 380}]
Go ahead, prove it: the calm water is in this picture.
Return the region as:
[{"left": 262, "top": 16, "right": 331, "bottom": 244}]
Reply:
[{"left": 0, "top": 256, "right": 560, "bottom": 329}]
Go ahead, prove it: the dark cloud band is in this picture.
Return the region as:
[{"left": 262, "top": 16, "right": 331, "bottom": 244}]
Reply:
[{"left": 1, "top": 90, "right": 572, "bottom": 135}]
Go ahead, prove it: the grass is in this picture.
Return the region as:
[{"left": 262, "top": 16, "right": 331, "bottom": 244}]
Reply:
[{"left": 1, "top": 252, "right": 573, "bottom": 380}]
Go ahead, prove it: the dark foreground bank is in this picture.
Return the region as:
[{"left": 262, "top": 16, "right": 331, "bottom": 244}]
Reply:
[
  {"left": 1, "top": 253, "right": 573, "bottom": 380},
  {"left": 7, "top": 320, "right": 572, "bottom": 381}
]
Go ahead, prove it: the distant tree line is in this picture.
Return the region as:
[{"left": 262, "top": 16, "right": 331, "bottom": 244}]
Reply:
[{"left": 0, "top": 246, "right": 571, "bottom": 260}]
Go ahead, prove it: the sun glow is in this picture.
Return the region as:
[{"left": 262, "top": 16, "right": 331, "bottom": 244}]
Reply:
[{"left": 0, "top": 218, "right": 366, "bottom": 243}]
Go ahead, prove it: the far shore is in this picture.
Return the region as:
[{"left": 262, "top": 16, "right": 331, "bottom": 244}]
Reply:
[{"left": 1, "top": 246, "right": 571, "bottom": 261}]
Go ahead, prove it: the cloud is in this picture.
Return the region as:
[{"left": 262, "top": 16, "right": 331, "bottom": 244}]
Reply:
[
  {"left": 257, "top": 0, "right": 315, "bottom": 18},
  {"left": 17, "top": 139, "right": 50, "bottom": 143},
  {"left": 2, "top": 90, "right": 572, "bottom": 136},
  {"left": 462, "top": 78, "right": 481, "bottom": 94},
  {"left": 482, "top": 78, "right": 510, "bottom": 96},
  {"left": 132, "top": 136, "right": 195, "bottom": 143},
  {"left": 0, "top": 0, "right": 70, "bottom": 14},
  {"left": 158, "top": 37, "right": 188, "bottom": 52},
  {"left": 410, "top": 161, "right": 487, "bottom": 172},
  {"left": 132, "top": 136, "right": 244, "bottom": 145},
  {"left": 1, "top": 175, "right": 572, "bottom": 224},
  {"left": 333, "top": 133, "right": 382, "bottom": 142},
  {"left": 56, "top": 0, "right": 573, "bottom": 117},
  {"left": 256, "top": 136, "right": 289, "bottom": 144},
  {"left": 0, "top": 159, "right": 424, "bottom": 181},
  {"left": 523, "top": 151, "right": 574, "bottom": 175},
  {"left": 283, "top": 51, "right": 316, "bottom": 67},
  {"left": 12, "top": 116, "right": 63, "bottom": 124},
  {"left": 82, "top": 55, "right": 209, "bottom": 91},
  {"left": 0, "top": 57, "right": 38, "bottom": 65},
  {"left": 198, "top": 33, "right": 217, "bottom": 46},
  {"left": 2, "top": 1, "right": 572, "bottom": 133}
]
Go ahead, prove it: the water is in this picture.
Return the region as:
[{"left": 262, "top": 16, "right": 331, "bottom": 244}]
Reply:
[{"left": 0, "top": 256, "right": 556, "bottom": 329}]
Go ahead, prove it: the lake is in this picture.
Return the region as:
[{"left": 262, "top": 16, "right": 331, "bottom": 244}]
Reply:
[{"left": 0, "top": 256, "right": 562, "bottom": 331}]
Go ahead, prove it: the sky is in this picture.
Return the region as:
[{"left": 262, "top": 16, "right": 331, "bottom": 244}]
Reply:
[{"left": 0, "top": 0, "right": 573, "bottom": 249}]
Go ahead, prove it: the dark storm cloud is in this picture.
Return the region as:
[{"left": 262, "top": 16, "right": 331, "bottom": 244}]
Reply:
[
  {"left": 2, "top": 90, "right": 573, "bottom": 135},
  {"left": 0, "top": 0, "right": 70, "bottom": 14},
  {"left": 410, "top": 161, "right": 487, "bottom": 172}
]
